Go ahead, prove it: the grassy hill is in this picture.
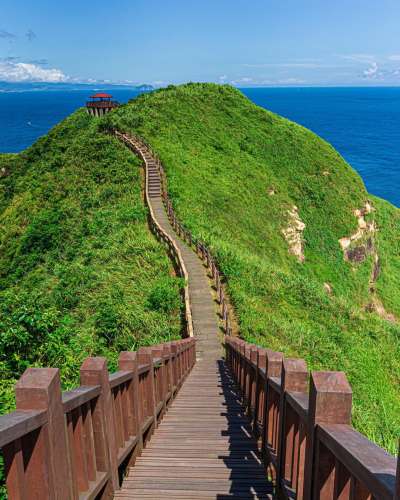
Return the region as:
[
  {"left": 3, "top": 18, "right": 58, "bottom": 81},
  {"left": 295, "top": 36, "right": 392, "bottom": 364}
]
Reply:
[
  {"left": 106, "top": 83, "right": 400, "bottom": 453},
  {"left": 0, "top": 111, "right": 182, "bottom": 414}
]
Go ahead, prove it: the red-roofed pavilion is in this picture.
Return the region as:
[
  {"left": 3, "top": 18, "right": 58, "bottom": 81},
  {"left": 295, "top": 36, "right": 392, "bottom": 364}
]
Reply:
[{"left": 86, "top": 92, "right": 119, "bottom": 116}]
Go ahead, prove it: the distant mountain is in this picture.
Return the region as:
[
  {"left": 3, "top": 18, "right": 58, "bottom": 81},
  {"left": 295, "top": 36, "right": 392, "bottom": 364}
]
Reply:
[
  {"left": 134, "top": 84, "right": 154, "bottom": 91},
  {"left": 0, "top": 81, "right": 154, "bottom": 93}
]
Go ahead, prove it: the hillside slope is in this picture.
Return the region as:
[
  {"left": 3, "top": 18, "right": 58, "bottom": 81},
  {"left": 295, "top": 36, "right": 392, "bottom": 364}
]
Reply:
[
  {"left": 107, "top": 83, "right": 400, "bottom": 453},
  {"left": 0, "top": 111, "right": 182, "bottom": 415}
]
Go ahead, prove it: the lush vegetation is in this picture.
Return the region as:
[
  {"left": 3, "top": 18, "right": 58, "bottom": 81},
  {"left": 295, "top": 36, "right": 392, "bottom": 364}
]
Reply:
[
  {"left": 0, "top": 85, "right": 398, "bottom": 498},
  {"left": 108, "top": 83, "right": 400, "bottom": 454},
  {"left": 0, "top": 111, "right": 183, "bottom": 495}
]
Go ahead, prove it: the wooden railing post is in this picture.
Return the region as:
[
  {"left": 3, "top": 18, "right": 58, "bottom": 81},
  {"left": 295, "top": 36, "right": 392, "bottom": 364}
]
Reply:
[
  {"left": 239, "top": 341, "right": 247, "bottom": 394},
  {"left": 80, "top": 357, "right": 119, "bottom": 496},
  {"left": 261, "top": 349, "right": 284, "bottom": 461},
  {"left": 118, "top": 351, "right": 143, "bottom": 465},
  {"left": 163, "top": 343, "right": 172, "bottom": 402},
  {"left": 171, "top": 341, "right": 180, "bottom": 387},
  {"left": 243, "top": 345, "right": 251, "bottom": 405},
  {"left": 176, "top": 342, "right": 183, "bottom": 386},
  {"left": 4, "top": 368, "right": 72, "bottom": 499},
  {"left": 170, "top": 342, "right": 178, "bottom": 393},
  {"left": 248, "top": 346, "right": 258, "bottom": 416},
  {"left": 277, "top": 358, "right": 308, "bottom": 497},
  {"left": 253, "top": 347, "right": 267, "bottom": 437},
  {"left": 151, "top": 345, "right": 166, "bottom": 419},
  {"left": 191, "top": 338, "right": 196, "bottom": 368},
  {"left": 137, "top": 347, "right": 157, "bottom": 433},
  {"left": 224, "top": 337, "right": 232, "bottom": 369},
  {"left": 303, "top": 371, "right": 352, "bottom": 500}
]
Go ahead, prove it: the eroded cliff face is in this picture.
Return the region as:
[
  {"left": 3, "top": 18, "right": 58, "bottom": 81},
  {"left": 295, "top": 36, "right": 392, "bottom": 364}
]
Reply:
[
  {"left": 339, "top": 202, "right": 376, "bottom": 263},
  {"left": 338, "top": 201, "right": 396, "bottom": 321}
]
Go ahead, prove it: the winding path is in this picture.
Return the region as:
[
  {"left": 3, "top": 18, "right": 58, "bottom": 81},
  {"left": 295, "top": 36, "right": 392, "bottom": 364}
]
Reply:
[
  {"left": 115, "top": 133, "right": 273, "bottom": 499},
  {"left": 119, "top": 134, "right": 223, "bottom": 360}
]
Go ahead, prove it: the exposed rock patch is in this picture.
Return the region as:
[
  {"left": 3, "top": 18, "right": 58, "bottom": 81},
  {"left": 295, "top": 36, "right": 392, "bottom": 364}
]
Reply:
[
  {"left": 268, "top": 187, "right": 276, "bottom": 196},
  {"left": 282, "top": 206, "right": 305, "bottom": 262},
  {"left": 323, "top": 282, "right": 333, "bottom": 295},
  {"left": 0, "top": 167, "right": 9, "bottom": 178},
  {"left": 339, "top": 202, "right": 376, "bottom": 262},
  {"left": 340, "top": 202, "right": 397, "bottom": 322}
]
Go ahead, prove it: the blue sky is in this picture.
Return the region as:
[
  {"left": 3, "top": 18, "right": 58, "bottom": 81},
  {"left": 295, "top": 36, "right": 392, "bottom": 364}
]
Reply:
[{"left": 1, "top": 0, "right": 400, "bottom": 86}]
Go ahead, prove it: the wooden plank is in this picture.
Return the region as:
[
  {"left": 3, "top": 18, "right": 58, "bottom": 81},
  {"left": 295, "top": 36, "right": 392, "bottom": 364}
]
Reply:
[{"left": 117, "top": 360, "right": 272, "bottom": 499}]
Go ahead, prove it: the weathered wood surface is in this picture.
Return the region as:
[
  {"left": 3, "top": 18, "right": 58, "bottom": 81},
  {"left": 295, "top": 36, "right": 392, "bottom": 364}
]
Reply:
[{"left": 115, "top": 360, "right": 273, "bottom": 499}]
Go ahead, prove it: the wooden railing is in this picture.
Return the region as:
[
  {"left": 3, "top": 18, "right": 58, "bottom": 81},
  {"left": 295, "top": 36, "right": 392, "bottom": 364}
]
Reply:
[
  {"left": 86, "top": 101, "right": 119, "bottom": 109},
  {"left": 115, "top": 131, "right": 195, "bottom": 338},
  {"left": 112, "top": 130, "right": 400, "bottom": 498},
  {"left": 115, "top": 131, "right": 235, "bottom": 337},
  {"left": 225, "top": 336, "right": 400, "bottom": 500},
  {"left": 0, "top": 338, "right": 196, "bottom": 499}
]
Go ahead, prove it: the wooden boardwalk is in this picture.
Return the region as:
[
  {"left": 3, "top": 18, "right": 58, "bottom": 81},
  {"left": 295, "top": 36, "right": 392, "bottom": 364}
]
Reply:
[
  {"left": 115, "top": 360, "right": 273, "bottom": 499},
  {"left": 128, "top": 137, "right": 223, "bottom": 360},
  {"left": 116, "top": 136, "right": 273, "bottom": 499},
  {"left": 1, "top": 133, "right": 398, "bottom": 500}
]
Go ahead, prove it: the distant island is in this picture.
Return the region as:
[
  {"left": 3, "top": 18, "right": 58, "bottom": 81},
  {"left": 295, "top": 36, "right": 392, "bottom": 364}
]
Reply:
[{"left": 0, "top": 81, "right": 154, "bottom": 93}]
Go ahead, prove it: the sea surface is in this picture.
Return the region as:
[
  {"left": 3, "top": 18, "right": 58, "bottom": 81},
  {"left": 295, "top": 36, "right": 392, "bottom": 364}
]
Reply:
[{"left": 0, "top": 87, "right": 399, "bottom": 207}]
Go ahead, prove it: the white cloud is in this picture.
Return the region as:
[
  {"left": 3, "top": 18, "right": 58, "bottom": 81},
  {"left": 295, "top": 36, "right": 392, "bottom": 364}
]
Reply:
[
  {"left": 363, "top": 61, "right": 379, "bottom": 78},
  {"left": 0, "top": 61, "right": 68, "bottom": 82},
  {"left": 388, "top": 55, "right": 400, "bottom": 61},
  {"left": 339, "top": 53, "right": 376, "bottom": 64},
  {"left": 152, "top": 80, "right": 168, "bottom": 87},
  {"left": 218, "top": 75, "right": 227, "bottom": 82},
  {"left": 276, "top": 77, "right": 306, "bottom": 85},
  {"left": 229, "top": 77, "right": 254, "bottom": 85},
  {"left": 229, "top": 76, "right": 306, "bottom": 86},
  {"left": 244, "top": 62, "right": 322, "bottom": 69}
]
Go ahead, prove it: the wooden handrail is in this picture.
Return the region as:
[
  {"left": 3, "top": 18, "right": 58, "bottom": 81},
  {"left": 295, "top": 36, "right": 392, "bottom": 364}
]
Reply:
[
  {"left": 111, "top": 130, "right": 399, "bottom": 499},
  {"left": 0, "top": 338, "right": 196, "bottom": 499},
  {"left": 114, "top": 130, "right": 195, "bottom": 338},
  {"left": 114, "top": 130, "right": 235, "bottom": 337},
  {"left": 225, "top": 336, "right": 399, "bottom": 500}
]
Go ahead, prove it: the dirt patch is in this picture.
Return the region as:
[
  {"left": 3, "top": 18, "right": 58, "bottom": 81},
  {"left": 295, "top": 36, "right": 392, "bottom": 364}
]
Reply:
[
  {"left": 282, "top": 205, "right": 305, "bottom": 262},
  {"left": 365, "top": 253, "right": 396, "bottom": 322},
  {"left": 365, "top": 298, "right": 396, "bottom": 322}
]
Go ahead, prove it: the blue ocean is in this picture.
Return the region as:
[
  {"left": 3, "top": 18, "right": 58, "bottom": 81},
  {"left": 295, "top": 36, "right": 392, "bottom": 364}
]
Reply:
[{"left": 0, "top": 87, "right": 399, "bottom": 206}]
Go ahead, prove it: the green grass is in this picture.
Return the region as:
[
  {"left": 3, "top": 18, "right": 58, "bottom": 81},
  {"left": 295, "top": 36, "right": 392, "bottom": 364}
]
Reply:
[
  {"left": 0, "top": 109, "right": 184, "bottom": 496},
  {"left": 107, "top": 83, "right": 400, "bottom": 454},
  {"left": 0, "top": 109, "right": 182, "bottom": 430}
]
